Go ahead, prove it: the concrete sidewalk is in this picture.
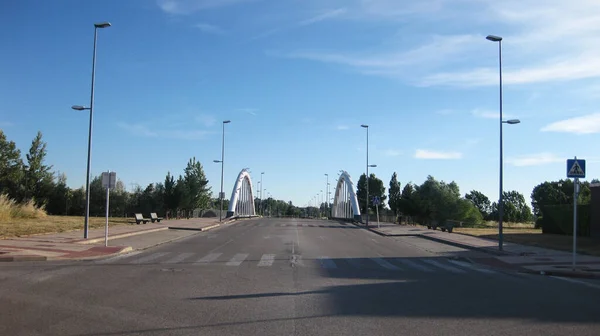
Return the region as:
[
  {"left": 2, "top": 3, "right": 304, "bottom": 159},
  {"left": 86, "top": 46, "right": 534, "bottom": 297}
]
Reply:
[
  {"left": 0, "top": 217, "right": 230, "bottom": 262},
  {"left": 353, "top": 221, "right": 600, "bottom": 279}
]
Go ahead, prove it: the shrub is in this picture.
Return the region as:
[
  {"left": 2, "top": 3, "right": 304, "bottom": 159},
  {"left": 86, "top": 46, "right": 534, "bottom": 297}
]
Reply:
[{"left": 0, "top": 194, "right": 47, "bottom": 221}]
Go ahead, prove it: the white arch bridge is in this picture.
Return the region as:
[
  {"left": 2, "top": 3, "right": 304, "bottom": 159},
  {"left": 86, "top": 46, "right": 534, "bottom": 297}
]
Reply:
[
  {"left": 225, "top": 168, "right": 361, "bottom": 221},
  {"left": 226, "top": 168, "right": 257, "bottom": 218},
  {"left": 331, "top": 170, "right": 362, "bottom": 221}
]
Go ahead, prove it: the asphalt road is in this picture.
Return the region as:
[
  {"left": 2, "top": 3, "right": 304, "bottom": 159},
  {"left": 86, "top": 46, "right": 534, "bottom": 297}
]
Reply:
[{"left": 1, "top": 217, "right": 599, "bottom": 336}]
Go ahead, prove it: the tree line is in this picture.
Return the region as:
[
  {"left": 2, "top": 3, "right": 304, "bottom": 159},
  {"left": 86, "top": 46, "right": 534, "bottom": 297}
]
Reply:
[
  {"left": 0, "top": 130, "right": 303, "bottom": 219},
  {"left": 351, "top": 171, "right": 597, "bottom": 226}
]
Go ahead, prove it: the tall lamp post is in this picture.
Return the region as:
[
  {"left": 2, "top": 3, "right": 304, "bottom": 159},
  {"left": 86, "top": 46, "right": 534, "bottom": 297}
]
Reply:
[
  {"left": 260, "top": 172, "right": 264, "bottom": 215},
  {"left": 71, "top": 21, "right": 111, "bottom": 239},
  {"left": 487, "top": 34, "right": 520, "bottom": 251},
  {"left": 324, "top": 174, "right": 329, "bottom": 217},
  {"left": 214, "top": 120, "right": 231, "bottom": 222},
  {"left": 361, "top": 124, "right": 369, "bottom": 226}
]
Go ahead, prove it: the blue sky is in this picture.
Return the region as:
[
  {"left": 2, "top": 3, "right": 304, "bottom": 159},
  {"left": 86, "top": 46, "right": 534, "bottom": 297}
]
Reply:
[{"left": 1, "top": 0, "right": 599, "bottom": 208}]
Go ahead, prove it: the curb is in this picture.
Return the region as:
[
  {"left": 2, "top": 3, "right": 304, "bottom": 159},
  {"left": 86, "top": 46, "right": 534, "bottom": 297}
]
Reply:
[
  {"left": 349, "top": 222, "right": 511, "bottom": 257},
  {"left": 75, "top": 227, "right": 169, "bottom": 245},
  {"left": 0, "top": 255, "right": 48, "bottom": 262},
  {"left": 519, "top": 268, "right": 600, "bottom": 279},
  {"left": 167, "top": 224, "right": 220, "bottom": 231}
]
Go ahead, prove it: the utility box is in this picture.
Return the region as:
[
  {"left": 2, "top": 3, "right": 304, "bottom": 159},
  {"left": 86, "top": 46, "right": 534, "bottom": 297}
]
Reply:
[{"left": 591, "top": 183, "right": 600, "bottom": 238}]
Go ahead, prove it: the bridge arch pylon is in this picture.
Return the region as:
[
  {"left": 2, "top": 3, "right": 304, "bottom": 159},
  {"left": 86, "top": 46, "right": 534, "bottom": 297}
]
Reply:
[
  {"left": 226, "top": 168, "right": 256, "bottom": 218},
  {"left": 332, "top": 170, "right": 362, "bottom": 221}
]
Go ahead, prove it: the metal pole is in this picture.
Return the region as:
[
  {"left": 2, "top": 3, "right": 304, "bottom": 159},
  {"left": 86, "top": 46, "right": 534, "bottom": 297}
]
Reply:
[
  {"left": 219, "top": 122, "right": 225, "bottom": 221},
  {"left": 497, "top": 40, "right": 504, "bottom": 251},
  {"left": 366, "top": 127, "right": 369, "bottom": 227},
  {"left": 573, "top": 173, "right": 579, "bottom": 270},
  {"left": 104, "top": 171, "right": 110, "bottom": 247},
  {"left": 83, "top": 27, "right": 99, "bottom": 239},
  {"left": 260, "top": 173, "right": 264, "bottom": 215}
]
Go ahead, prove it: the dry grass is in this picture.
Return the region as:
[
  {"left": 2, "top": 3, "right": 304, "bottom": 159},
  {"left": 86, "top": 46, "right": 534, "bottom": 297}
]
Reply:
[
  {"left": 0, "top": 194, "right": 47, "bottom": 221},
  {"left": 481, "top": 221, "right": 535, "bottom": 229},
  {"left": 0, "top": 215, "right": 132, "bottom": 238},
  {"left": 454, "top": 227, "right": 600, "bottom": 257}
]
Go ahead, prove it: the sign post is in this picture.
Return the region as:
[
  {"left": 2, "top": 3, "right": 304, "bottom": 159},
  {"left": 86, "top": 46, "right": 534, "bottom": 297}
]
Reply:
[
  {"left": 566, "top": 157, "right": 585, "bottom": 271},
  {"left": 101, "top": 171, "right": 117, "bottom": 247},
  {"left": 372, "top": 196, "right": 381, "bottom": 228}
]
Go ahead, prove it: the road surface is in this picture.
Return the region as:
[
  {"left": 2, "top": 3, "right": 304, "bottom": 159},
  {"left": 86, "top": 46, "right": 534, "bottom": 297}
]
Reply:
[{"left": 1, "top": 218, "right": 599, "bottom": 335}]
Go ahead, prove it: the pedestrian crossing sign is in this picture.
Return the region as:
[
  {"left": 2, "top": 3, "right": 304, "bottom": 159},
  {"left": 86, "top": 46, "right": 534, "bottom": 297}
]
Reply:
[{"left": 567, "top": 159, "right": 586, "bottom": 178}]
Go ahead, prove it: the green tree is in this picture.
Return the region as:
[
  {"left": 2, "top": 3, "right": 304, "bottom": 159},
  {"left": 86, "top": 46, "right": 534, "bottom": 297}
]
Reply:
[
  {"left": 182, "top": 157, "right": 211, "bottom": 211},
  {"left": 465, "top": 190, "right": 491, "bottom": 219},
  {"left": 45, "top": 172, "right": 70, "bottom": 215},
  {"left": 0, "top": 130, "right": 24, "bottom": 200},
  {"left": 356, "top": 173, "right": 387, "bottom": 215},
  {"left": 163, "top": 172, "right": 178, "bottom": 216},
  {"left": 491, "top": 190, "right": 533, "bottom": 223},
  {"left": 23, "top": 131, "right": 54, "bottom": 206},
  {"left": 388, "top": 172, "right": 401, "bottom": 216},
  {"left": 399, "top": 183, "right": 417, "bottom": 218}
]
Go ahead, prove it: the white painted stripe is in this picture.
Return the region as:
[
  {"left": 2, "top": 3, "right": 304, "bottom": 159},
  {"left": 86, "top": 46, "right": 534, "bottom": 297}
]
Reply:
[
  {"left": 130, "top": 252, "right": 170, "bottom": 264},
  {"left": 371, "top": 258, "right": 401, "bottom": 271},
  {"left": 95, "top": 251, "right": 144, "bottom": 264},
  {"left": 318, "top": 257, "right": 337, "bottom": 269},
  {"left": 258, "top": 254, "right": 275, "bottom": 267},
  {"left": 448, "top": 259, "right": 497, "bottom": 274},
  {"left": 226, "top": 253, "right": 249, "bottom": 266},
  {"left": 345, "top": 258, "right": 363, "bottom": 268},
  {"left": 163, "top": 252, "right": 195, "bottom": 264},
  {"left": 196, "top": 253, "right": 222, "bottom": 264},
  {"left": 395, "top": 259, "right": 434, "bottom": 272},
  {"left": 550, "top": 276, "right": 600, "bottom": 290},
  {"left": 421, "top": 259, "right": 466, "bottom": 273}
]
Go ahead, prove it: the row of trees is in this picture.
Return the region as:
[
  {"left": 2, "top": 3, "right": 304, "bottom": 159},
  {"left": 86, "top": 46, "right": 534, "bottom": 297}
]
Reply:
[
  {"left": 0, "top": 130, "right": 305, "bottom": 219},
  {"left": 349, "top": 172, "right": 533, "bottom": 225}
]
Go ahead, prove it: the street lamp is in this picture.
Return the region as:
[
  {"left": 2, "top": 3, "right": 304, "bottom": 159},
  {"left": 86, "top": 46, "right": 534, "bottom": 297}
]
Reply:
[
  {"left": 361, "top": 124, "right": 369, "bottom": 226},
  {"left": 72, "top": 21, "right": 111, "bottom": 239},
  {"left": 218, "top": 120, "right": 231, "bottom": 222},
  {"left": 487, "top": 34, "right": 521, "bottom": 251},
  {"left": 260, "top": 172, "right": 265, "bottom": 215},
  {"left": 324, "top": 173, "right": 329, "bottom": 217}
]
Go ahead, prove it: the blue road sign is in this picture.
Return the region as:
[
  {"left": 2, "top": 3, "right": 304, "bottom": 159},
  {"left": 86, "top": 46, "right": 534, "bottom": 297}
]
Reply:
[
  {"left": 372, "top": 196, "right": 380, "bottom": 206},
  {"left": 567, "top": 159, "right": 586, "bottom": 178}
]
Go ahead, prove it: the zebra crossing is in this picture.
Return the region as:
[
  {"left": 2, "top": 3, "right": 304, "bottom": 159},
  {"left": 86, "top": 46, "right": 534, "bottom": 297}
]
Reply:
[
  {"left": 97, "top": 251, "right": 500, "bottom": 275},
  {"left": 236, "top": 222, "right": 349, "bottom": 228}
]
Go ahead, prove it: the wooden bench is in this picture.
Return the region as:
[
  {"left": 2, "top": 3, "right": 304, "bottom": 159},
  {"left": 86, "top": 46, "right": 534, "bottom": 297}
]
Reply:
[
  {"left": 134, "top": 213, "right": 150, "bottom": 224},
  {"left": 150, "top": 212, "right": 163, "bottom": 223}
]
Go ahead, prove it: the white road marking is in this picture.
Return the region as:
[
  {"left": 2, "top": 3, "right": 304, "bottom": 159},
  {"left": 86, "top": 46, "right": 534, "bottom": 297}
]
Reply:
[
  {"left": 318, "top": 257, "right": 337, "bottom": 269},
  {"left": 448, "top": 259, "right": 497, "bottom": 274},
  {"left": 421, "top": 259, "right": 466, "bottom": 273},
  {"left": 130, "top": 252, "right": 170, "bottom": 264},
  {"left": 163, "top": 252, "right": 195, "bottom": 264},
  {"left": 95, "top": 250, "right": 144, "bottom": 264},
  {"left": 226, "top": 253, "right": 249, "bottom": 266},
  {"left": 371, "top": 258, "right": 401, "bottom": 270},
  {"left": 258, "top": 254, "right": 276, "bottom": 267},
  {"left": 196, "top": 253, "right": 222, "bottom": 264},
  {"left": 550, "top": 276, "right": 600, "bottom": 290},
  {"left": 395, "top": 258, "right": 434, "bottom": 272}
]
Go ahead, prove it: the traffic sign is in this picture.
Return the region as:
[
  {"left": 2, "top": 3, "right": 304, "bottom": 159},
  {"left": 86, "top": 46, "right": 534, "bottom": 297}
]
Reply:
[
  {"left": 372, "top": 196, "right": 380, "bottom": 206},
  {"left": 567, "top": 159, "right": 586, "bottom": 178},
  {"left": 102, "top": 171, "right": 117, "bottom": 189}
]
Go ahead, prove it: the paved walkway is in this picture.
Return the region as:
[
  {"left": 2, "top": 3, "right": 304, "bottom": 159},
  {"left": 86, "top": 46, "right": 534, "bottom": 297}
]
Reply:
[
  {"left": 0, "top": 217, "right": 227, "bottom": 261},
  {"left": 354, "top": 222, "right": 600, "bottom": 279}
]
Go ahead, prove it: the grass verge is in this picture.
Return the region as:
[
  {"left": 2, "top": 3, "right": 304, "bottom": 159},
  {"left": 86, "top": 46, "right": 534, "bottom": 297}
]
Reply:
[
  {"left": 0, "top": 194, "right": 47, "bottom": 221},
  {"left": 454, "top": 227, "right": 600, "bottom": 257},
  {"left": 0, "top": 216, "right": 133, "bottom": 238}
]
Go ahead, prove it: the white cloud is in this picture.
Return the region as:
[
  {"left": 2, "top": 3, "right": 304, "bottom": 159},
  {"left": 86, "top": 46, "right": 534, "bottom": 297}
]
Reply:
[
  {"left": 237, "top": 108, "right": 258, "bottom": 115},
  {"left": 541, "top": 113, "right": 600, "bottom": 134},
  {"left": 195, "top": 114, "right": 217, "bottom": 127},
  {"left": 506, "top": 152, "right": 563, "bottom": 167},
  {"left": 194, "top": 23, "right": 225, "bottom": 34},
  {"left": 117, "top": 122, "right": 211, "bottom": 140},
  {"left": 435, "top": 109, "right": 454, "bottom": 115},
  {"left": 336, "top": 125, "right": 349, "bottom": 130},
  {"left": 0, "top": 121, "right": 14, "bottom": 127},
  {"left": 414, "top": 149, "right": 462, "bottom": 159},
  {"left": 299, "top": 8, "right": 347, "bottom": 26},
  {"left": 157, "top": 0, "right": 253, "bottom": 14},
  {"left": 383, "top": 149, "right": 402, "bottom": 157}
]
